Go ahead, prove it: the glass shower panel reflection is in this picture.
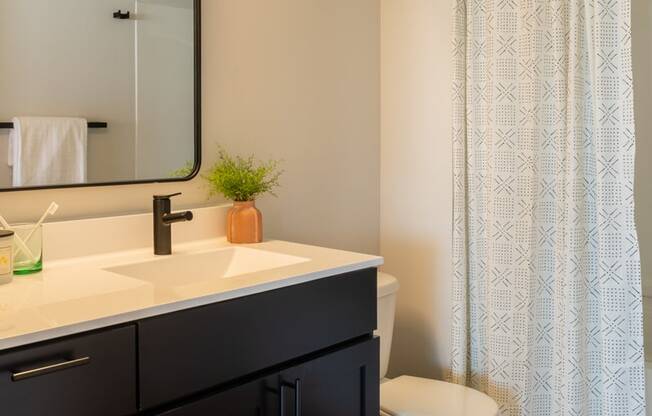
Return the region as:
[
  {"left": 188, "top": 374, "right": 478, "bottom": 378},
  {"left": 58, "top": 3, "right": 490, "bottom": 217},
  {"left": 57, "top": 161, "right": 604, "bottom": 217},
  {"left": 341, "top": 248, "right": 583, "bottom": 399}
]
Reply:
[{"left": 135, "top": 0, "right": 195, "bottom": 181}]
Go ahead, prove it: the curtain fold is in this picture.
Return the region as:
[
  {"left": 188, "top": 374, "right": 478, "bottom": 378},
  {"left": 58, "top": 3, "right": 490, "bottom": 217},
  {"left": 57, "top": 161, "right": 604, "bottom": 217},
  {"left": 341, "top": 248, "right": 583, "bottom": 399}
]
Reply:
[{"left": 450, "top": 1, "right": 645, "bottom": 415}]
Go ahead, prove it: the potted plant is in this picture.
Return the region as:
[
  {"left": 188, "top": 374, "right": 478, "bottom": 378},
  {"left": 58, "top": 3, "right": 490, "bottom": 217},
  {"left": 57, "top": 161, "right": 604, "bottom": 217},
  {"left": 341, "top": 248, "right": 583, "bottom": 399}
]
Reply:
[{"left": 205, "top": 148, "right": 282, "bottom": 244}]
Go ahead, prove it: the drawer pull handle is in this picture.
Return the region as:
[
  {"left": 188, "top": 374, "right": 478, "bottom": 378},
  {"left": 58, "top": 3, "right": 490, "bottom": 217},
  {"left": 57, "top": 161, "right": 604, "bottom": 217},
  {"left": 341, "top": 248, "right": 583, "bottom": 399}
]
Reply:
[{"left": 12, "top": 357, "right": 91, "bottom": 381}]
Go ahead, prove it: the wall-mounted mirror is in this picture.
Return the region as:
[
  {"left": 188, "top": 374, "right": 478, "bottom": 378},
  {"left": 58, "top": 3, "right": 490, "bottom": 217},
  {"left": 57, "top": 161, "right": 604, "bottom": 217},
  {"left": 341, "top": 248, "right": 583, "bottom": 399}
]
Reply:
[{"left": 0, "top": 0, "right": 200, "bottom": 191}]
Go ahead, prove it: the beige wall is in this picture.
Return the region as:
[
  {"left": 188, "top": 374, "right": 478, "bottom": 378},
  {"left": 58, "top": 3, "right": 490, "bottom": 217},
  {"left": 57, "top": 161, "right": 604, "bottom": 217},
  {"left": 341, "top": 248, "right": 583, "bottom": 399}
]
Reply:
[
  {"left": 633, "top": 0, "right": 652, "bottom": 364},
  {"left": 380, "top": 0, "right": 453, "bottom": 379},
  {"left": 633, "top": 0, "right": 652, "bottom": 296},
  {"left": 205, "top": 0, "right": 380, "bottom": 254},
  {"left": 0, "top": 0, "right": 380, "bottom": 255}
]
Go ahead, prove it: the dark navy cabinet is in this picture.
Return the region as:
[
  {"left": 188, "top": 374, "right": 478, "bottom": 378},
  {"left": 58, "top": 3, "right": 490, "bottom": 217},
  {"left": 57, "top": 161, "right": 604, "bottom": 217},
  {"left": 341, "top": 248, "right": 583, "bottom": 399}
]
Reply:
[
  {"left": 0, "top": 268, "right": 379, "bottom": 416},
  {"left": 159, "top": 338, "right": 379, "bottom": 416}
]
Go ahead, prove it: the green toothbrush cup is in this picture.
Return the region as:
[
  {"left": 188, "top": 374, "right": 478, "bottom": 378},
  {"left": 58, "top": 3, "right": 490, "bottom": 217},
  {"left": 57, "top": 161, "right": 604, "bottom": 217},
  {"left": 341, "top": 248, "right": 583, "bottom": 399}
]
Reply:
[{"left": 11, "top": 223, "right": 43, "bottom": 275}]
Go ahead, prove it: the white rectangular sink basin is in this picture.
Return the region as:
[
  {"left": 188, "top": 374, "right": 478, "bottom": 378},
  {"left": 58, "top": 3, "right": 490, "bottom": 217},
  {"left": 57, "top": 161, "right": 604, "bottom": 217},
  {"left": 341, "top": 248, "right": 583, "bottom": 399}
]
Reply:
[{"left": 105, "top": 247, "right": 310, "bottom": 287}]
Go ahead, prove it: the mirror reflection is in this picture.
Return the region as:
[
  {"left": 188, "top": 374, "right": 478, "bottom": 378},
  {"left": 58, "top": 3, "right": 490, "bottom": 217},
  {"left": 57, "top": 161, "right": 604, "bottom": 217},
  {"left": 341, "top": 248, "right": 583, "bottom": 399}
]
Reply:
[{"left": 0, "top": 0, "right": 198, "bottom": 190}]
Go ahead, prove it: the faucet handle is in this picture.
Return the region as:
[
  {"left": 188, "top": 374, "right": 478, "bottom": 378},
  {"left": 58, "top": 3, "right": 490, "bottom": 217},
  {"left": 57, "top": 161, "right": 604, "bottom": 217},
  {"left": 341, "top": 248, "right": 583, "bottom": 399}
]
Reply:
[{"left": 153, "top": 192, "right": 182, "bottom": 200}]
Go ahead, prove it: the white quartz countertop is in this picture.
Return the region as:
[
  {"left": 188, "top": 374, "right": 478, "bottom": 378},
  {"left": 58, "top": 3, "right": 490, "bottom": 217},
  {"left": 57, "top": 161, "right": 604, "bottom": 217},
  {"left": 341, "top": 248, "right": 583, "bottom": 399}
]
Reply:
[{"left": 0, "top": 238, "right": 383, "bottom": 351}]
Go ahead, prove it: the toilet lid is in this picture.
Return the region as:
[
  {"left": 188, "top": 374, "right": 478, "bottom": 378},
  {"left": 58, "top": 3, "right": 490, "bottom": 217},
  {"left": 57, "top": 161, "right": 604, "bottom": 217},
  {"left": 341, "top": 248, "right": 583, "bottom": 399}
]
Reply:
[
  {"left": 380, "top": 376, "right": 499, "bottom": 416},
  {"left": 378, "top": 272, "right": 400, "bottom": 297}
]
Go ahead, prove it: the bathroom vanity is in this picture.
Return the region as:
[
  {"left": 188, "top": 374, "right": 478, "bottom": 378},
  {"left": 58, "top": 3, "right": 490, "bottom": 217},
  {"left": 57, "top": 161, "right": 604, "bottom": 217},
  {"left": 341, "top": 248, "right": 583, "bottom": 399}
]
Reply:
[
  {"left": 0, "top": 209, "right": 383, "bottom": 415},
  {"left": 0, "top": 269, "right": 378, "bottom": 415}
]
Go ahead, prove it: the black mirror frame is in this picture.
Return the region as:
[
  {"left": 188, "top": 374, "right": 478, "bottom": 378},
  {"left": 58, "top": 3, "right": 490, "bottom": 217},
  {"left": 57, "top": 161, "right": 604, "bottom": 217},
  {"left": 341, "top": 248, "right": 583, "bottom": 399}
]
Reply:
[{"left": 0, "top": 0, "right": 202, "bottom": 193}]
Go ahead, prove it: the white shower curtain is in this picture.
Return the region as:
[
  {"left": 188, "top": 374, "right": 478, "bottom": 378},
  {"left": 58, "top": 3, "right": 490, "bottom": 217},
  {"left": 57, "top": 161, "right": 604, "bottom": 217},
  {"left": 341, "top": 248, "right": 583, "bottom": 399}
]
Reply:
[{"left": 450, "top": 1, "right": 645, "bottom": 415}]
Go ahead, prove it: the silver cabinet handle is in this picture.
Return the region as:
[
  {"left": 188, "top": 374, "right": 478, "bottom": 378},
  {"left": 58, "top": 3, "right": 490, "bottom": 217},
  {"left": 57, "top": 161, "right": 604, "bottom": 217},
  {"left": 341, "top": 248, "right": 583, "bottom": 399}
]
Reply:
[{"left": 12, "top": 356, "right": 91, "bottom": 381}]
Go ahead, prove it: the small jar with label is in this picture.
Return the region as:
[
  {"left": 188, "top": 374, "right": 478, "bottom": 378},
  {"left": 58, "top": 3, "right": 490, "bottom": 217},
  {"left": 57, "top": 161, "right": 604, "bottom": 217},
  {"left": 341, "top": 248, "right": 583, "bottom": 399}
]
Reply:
[{"left": 0, "top": 230, "right": 14, "bottom": 284}]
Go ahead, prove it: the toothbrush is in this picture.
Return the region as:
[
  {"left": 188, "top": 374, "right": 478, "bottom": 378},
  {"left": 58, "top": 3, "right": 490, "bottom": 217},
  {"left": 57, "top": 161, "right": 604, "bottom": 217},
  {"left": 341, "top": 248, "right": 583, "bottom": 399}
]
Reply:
[
  {"left": 23, "top": 202, "right": 59, "bottom": 244},
  {"left": 0, "top": 214, "right": 35, "bottom": 259}
]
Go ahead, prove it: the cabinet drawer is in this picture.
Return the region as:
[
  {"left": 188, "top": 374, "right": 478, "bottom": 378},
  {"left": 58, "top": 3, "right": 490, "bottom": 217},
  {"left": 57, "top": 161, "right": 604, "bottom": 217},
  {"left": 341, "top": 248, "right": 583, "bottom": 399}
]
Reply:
[
  {"left": 0, "top": 326, "right": 137, "bottom": 416},
  {"left": 139, "top": 268, "right": 376, "bottom": 410}
]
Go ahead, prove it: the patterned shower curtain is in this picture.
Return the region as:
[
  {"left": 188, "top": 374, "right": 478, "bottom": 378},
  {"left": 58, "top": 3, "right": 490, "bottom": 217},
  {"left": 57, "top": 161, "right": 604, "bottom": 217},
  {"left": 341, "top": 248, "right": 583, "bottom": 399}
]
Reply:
[{"left": 449, "top": 1, "right": 645, "bottom": 415}]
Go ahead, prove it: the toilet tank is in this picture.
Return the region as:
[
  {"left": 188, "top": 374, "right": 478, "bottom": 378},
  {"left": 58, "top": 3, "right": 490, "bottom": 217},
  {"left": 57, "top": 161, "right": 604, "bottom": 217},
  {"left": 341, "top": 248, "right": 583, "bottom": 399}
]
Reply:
[{"left": 376, "top": 272, "right": 400, "bottom": 380}]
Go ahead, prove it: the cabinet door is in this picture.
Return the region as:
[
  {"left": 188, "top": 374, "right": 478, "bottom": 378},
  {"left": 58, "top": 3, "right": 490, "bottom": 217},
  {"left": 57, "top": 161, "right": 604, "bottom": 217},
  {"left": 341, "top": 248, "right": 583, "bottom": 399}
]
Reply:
[
  {"left": 158, "top": 375, "right": 279, "bottom": 416},
  {"left": 280, "top": 338, "right": 379, "bottom": 416}
]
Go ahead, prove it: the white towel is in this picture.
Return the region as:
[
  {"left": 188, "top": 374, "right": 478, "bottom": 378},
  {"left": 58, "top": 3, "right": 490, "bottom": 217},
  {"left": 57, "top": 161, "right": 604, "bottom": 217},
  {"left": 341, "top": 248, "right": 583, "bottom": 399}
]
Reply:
[{"left": 8, "top": 117, "right": 87, "bottom": 187}]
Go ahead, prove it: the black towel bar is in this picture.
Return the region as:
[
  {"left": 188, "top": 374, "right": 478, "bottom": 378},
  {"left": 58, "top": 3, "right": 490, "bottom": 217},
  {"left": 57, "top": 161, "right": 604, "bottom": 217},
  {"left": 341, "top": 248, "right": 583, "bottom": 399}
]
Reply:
[{"left": 0, "top": 122, "right": 108, "bottom": 129}]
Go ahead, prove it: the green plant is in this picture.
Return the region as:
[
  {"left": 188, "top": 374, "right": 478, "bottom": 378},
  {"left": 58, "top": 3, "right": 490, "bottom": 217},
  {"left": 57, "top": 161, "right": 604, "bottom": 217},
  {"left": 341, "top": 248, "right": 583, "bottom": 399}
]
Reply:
[
  {"left": 170, "top": 161, "right": 195, "bottom": 178},
  {"left": 204, "top": 148, "right": 282, "bottom": 202}
]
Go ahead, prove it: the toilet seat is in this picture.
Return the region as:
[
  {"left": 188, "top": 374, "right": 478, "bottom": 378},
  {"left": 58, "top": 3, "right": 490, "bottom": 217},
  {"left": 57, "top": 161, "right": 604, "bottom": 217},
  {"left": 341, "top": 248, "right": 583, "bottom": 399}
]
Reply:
[{"left": 380, "top": 376, "right": 499, "bottom": 416}]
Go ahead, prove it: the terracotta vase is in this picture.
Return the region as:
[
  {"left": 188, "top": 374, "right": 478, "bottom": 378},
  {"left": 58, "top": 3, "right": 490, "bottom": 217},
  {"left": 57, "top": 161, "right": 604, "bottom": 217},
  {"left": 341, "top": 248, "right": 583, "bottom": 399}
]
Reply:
[{"left": 227, "top": 200, "right": 263, "bottom": 244}]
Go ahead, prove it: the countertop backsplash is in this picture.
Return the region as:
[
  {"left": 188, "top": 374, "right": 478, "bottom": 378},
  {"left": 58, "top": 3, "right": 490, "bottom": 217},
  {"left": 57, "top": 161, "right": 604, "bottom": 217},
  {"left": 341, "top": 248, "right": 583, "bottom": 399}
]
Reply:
[{"left": 41, "top": 204, "right": 230, "bottom": 263}]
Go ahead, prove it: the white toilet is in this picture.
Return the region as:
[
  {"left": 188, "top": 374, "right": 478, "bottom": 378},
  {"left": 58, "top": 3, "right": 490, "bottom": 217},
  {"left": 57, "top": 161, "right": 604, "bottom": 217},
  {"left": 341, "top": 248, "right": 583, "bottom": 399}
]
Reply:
[{"left": 377, "top": 272, "right": 499, "bottom": 416}]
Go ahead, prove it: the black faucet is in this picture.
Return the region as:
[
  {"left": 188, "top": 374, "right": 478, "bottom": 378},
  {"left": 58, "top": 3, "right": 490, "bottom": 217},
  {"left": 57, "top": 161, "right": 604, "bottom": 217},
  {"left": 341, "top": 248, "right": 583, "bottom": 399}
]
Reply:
[{"left": 153, "top": 193, "right": 194, "bottom": 255}]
